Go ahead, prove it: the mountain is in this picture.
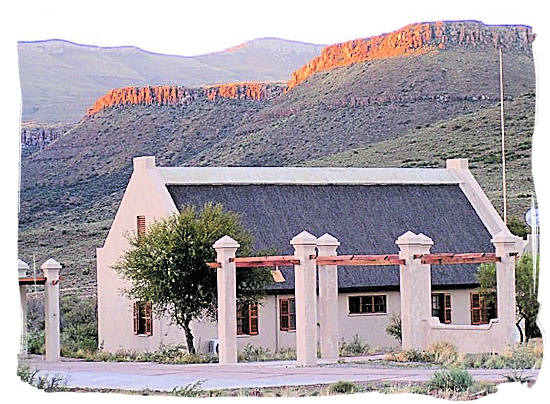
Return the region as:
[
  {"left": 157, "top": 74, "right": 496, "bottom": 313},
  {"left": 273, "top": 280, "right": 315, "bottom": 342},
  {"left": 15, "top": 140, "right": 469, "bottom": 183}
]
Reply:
[
  {"left": 18, "top": 21, "right": 536, "bottom": 291},
  {"left": 17, "top": 38, "right": 325, "bottom": 123}
]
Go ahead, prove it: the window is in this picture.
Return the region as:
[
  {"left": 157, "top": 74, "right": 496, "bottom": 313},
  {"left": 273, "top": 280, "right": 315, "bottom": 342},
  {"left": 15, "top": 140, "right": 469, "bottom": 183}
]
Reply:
[
  {"left": 137, "top": 215, "right": 146, "bottom": 237},
  {"left": 432, "top": 293, "right": 452, "bottom": 323},
  {"left": 237, "top": 302, "right": 259, "bottom": 335},
  {"left": 471, "top": 293, "right": 497, "bottom": 325},
  {"left": 280, "top": 298, "right": 296, "bottom": 331},
  {"left": 348, "top": 295, "right": 387, "bottom": 314},
  {"left": 133, "top": 301, "right": 153, "bottom": 336}
]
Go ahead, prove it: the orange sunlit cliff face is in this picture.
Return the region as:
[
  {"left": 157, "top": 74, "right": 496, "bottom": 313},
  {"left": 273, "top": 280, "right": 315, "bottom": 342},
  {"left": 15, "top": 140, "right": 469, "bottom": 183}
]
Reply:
[
  {"left": 287, "top": 21, "right": 535, "bottom": 89},
  {"left": 85, "top": 21, "right": 534, "bottom": 116},
  {"left": 86, "top": 83, "right": 285, "bottom": 115}
]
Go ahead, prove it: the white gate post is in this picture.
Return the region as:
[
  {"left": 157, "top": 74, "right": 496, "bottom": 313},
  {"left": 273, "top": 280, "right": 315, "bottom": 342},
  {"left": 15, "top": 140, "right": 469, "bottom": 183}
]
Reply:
[
  {"left": 18, "top": 259, "right": 29, "bottom": 357},
  {"left": 317, "top": 233, "right": 340, "bottom": 360},
  {"left": 213, "top": 235, "right": 239, "bottom": 364},
  {"left": 396, "top": 231, "right": 433, "bottom": 350},
  {"left": 492, "top": 231, "right": 519, "bottom": 348},
  {"left": 291, "top": 231, "right": 318, "bottom": 366},
  {"left": 42, "top": 258, "right": 62, "bottom": 362}
]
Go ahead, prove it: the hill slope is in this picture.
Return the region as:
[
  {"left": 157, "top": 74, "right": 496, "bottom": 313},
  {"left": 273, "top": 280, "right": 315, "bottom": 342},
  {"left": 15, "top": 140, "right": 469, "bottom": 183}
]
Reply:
[
  {"left": 18, "top": 21, "right": 536, "bottom": 291},
  {"left": 18, "top": 38, "right": 324, "bottom": 123}
]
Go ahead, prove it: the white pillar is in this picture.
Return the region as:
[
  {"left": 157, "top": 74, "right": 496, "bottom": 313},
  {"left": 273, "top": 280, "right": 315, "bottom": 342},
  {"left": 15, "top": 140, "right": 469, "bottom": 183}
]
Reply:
[
  {"left": 41, "top": 258, "right": 62, "bottom": 362},
  {"left": 492, "top": 231, "right": 519, "bottom": 347},
  {"left": 291, "top": 231, "right": 318, "bottom": 366},
  {"left": 213, "top": 235, "right": 239, "bottom": 364},
  {"left": 396, "top": 231, "right": 433, "bottom": 351},
  {"left": 18, "top": 259, "right": 29, "bottom": 357},
  {"left": 317, "top": 233, "right": 340, "bottom": 360}
]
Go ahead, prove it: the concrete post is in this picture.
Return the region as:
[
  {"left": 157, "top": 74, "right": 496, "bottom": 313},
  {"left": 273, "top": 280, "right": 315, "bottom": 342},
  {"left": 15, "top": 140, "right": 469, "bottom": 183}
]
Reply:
[
  {"left": 213, "top": 235, "right": 240, "bottom": 364},
  {"left": 41, "top": 258, "right": 62, "bottom": 362},
  {"left": 492, "top": 231, "right": 519, "bottom": 347},
  {"left": 317, "top": 233, "right": 340, "bottom": 360},
  {"left": 291, "top": 231, "right": 318, "bottom": 366},
  {"left": 396, "top": 231, "right": 433, "bottom": 351},
  {"left": 18, "top": 259, "right": 29, "bottom": 356}
]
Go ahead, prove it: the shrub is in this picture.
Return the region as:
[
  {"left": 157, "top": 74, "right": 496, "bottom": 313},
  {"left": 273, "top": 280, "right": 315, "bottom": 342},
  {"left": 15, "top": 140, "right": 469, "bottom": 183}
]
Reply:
[
  {"left": 238, "top": 344, "right": 297, "bottom": 362},
  {"left": 339, "top": 334, "right": 371, "bottom": 357},
  {"left": 426, "top": 368, "right": 473, "bottom": 393},
  {"left": 17, "top": 365, "right": 68, "bottom": 392},
  {"left": 327, "top": 380, "right": 358, "bottom": 394},
  {"left": 385, "top": 315, "right": 402, "bottom": 342},
  {"left": 426, "top": 341, "right": 458, "bottom": 366},
  {"left": 26, "top": 330, "right": 45, "bottom": 355},
  {"left": 172, "top": 380, "right": 205, "bottom": 397}
]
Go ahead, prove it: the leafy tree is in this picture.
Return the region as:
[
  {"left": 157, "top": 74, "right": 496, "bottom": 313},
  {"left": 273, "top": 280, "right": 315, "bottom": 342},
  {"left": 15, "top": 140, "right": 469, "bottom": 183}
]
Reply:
[
  {"left": 114, "top": 203, "right": 272, "bottom": 353},
  {"left": 476, "top": 254, "right": 540, "bottom": 342},
  {"left": 507, "top": 215, "right": 529, "bottom": 239}
]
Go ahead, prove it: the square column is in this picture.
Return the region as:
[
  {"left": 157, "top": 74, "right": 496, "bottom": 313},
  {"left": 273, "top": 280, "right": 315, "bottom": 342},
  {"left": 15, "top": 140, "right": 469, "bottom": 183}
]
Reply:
[
  {"left": 396, "top": 231, "right": 433, "bottom": 350},
  {"left": 492, "top": 231, "right": 519, "bottom": 347},
  {"left": 317, "top": 233, "right": 340, "bottom": 360},
  {"left": 41, "top": 258, "right": 62, "bottom": 362},
  {"left": 213, "top": 235, "right": 240, "bottom": 365},
  {"left": 291, "top": 231, "right": 318, "bottom": 366},
  {"left": 18, "top": 259, "right": 29, "bottom": 356}
]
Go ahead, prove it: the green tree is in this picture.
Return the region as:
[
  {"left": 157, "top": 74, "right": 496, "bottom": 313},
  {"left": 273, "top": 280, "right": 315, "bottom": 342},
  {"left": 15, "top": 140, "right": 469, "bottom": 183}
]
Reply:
[
  {"left": 507, "top": 215, "right": 529, "bottom": 239},
  {"left": 114, "top": 203, "right": 272, "bottom": 353},
  {"left": 476, "top": 254, "right": 540, "bottom": 343}
]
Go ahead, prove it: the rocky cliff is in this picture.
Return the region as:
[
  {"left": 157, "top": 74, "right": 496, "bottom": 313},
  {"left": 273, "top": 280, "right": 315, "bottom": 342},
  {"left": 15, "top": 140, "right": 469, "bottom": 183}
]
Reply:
[
  {"left": 86, "top": 83, "right": 286, "bottom": 115},
  {"left": 288, "top": 21, "right": 534, "bottom": 89}
]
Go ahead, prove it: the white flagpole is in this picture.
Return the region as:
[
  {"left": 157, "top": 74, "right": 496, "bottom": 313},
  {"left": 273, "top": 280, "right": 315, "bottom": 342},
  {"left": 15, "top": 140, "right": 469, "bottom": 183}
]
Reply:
[{"left": 499, "top": 48, "right": 508, "bottom": 225}]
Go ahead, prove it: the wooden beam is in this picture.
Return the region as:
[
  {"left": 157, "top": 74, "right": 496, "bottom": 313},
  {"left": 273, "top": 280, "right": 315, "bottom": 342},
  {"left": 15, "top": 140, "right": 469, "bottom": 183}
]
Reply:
[
  {"left": 18, "top": 277, "right": 47, "bottom": 285},
  {"left": 207, "top": 256, "right": 299, "bottom": 269},
  {"left": 206, "top": 262, "right": 221, "bottom": 269},
  {"left": 316, "top": 254, "right": 404, "bottom": 266},
  {"left": 418, "top": 253, "right": 500, "bottom": 265}
]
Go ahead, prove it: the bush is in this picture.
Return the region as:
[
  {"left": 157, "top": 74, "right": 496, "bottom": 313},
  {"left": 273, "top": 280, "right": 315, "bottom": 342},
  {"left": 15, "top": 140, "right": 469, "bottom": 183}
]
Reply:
[
  {"left": 339, "top": 335, "right": 371, "bottom": 357},
  {"left": 327, "top": 380, "right": 358, "bottom": 394},
  {"left": 385, "top": 315, "right": 402, "bottom": 342},
  {"left": 17, "top": 365, "right": 68, "bottom": 392},
  {"left": 238, "top": 344, "right": 297, "bottom": 362},
  {"left": 172, "top": 380, "right": 205, "bottom": 397},
  {"left": 426, "top": 341, "right": 458, "bottom": 366},
  {"left": 426, "top": 368, "right": 473, "bottom": 393}
]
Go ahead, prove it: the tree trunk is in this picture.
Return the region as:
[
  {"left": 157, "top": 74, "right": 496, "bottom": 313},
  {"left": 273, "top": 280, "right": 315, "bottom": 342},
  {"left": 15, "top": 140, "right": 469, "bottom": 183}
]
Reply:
[
  {"left": 516, "top": 320, "right": 524, "bottom": 344},
  {"left": 182, "top": 317, "right": 195, "bottom": 354}
]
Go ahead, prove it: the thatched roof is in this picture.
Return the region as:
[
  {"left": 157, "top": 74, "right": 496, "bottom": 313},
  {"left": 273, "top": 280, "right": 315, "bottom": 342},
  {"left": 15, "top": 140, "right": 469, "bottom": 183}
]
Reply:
[{"left": 167, "top": 183, "right": 492, "bottom": 292}]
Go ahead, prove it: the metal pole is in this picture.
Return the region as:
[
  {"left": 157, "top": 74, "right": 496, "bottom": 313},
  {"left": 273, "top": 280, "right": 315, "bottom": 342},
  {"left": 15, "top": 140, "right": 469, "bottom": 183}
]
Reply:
[{"left": 499, "top": 48, "right": 508, "bottom": 224}]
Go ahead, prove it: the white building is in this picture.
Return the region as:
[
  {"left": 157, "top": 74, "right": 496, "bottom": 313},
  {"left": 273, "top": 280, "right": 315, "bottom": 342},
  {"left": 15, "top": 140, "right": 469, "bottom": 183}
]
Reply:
[{"left": 97, "top": 156, "right": 522, "bottom": 353}]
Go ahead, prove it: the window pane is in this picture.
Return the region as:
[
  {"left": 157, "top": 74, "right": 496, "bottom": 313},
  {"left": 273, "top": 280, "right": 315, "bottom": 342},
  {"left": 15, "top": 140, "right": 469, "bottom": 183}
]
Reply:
[{"left": 349, "top": 297, "right": 360, "bottom": 314}]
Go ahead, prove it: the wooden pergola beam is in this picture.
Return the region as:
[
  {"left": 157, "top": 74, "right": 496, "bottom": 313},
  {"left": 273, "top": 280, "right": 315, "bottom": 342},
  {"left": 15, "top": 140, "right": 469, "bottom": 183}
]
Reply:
[
  {"left": 415, "top": 252, "right": 500, "bottom": 265},
  {"left": 315, "top": 254, "right": 405, "bottom": 266},
  {"left": 207, "top": 255, "right": 300, "bottom": 269}
]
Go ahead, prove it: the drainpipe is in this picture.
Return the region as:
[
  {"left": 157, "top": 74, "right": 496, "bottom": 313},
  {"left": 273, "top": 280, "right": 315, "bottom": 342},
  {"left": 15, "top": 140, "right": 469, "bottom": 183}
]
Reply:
[{"left": 275, "top": 294, "right": 279, "bottom": 353}]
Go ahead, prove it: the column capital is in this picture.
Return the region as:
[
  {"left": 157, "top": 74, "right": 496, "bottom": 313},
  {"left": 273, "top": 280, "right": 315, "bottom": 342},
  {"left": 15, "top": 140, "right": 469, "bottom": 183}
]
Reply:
[
  {"left": 317, "top": 233, "right": 340, "bottom": 247},
  {"left": 396, "top": 231, "right": 434, "bottom": 247},
  {"left": 41, "top": 258, "right": 62, "bottom": 271},
  {"left": 213, "top": 235, "right": 240, "bottom": 250},
  {"left": 18, "top": 259, "right": 29, "bottom": 279},
  {"left": 290, "top": 231, "right": 317, "bottom": 246}
]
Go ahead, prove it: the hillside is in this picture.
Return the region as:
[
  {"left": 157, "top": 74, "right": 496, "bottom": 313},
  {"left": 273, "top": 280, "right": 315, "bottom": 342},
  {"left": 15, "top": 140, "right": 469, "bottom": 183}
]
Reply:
[
  {"left": 18, "top": 38, "right": 324, "bottom": 123},
  {"left": 18, "top": 21, "right": 536, "bottom": 291}
]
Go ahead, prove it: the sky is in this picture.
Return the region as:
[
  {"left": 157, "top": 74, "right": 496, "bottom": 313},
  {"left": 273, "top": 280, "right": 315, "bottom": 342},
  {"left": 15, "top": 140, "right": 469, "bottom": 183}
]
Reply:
[{"left": 2, "top": 0, "right": 550, "bottom": 402}]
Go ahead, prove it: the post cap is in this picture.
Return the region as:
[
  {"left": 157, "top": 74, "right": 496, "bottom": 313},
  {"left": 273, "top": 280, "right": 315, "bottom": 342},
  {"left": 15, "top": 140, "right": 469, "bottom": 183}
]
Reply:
[
  {"left": 133, "top": 156, "right": 156, "bottom": 171},
  {"left": 396, "top": 231, "right": 434, "bottom": 246},
  {"left": 290, "top": 230, "right": 317, "bottom": 246},
  {"left": 40, "top": 258, "right": 62, "bottom": 270},
  {"left": 446, "top": 158, "right": 469, "bottom": 170},
  {"left": 213, "top": 235, "right": 240, "bottom": 249},
  {"left": 316, "top": 233, "right": 340, "bottom": 247},
  {"left": 18, "top": 259, "right": 29, "bottom": 271},
  {"left": 491, "top": 230, "right": 518, "bottom": 245}
]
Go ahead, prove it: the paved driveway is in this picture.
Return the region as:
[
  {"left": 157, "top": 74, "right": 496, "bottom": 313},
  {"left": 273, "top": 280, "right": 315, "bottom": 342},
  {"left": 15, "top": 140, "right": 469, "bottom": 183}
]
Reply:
[{"left": 21, "top": 356, "right": 539, "bottom": 391}]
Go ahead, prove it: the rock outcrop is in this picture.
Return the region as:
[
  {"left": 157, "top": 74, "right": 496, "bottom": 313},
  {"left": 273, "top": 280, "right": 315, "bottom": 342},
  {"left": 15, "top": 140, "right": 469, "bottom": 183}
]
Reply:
[
  {"left": 86, "top": 83, "right": 285, "bottom": 115},
  {"left": 288, "top": 21, "right": 535, "bottom": 89},
  {"left": 21, "top": 123, "right": 74, "bottom": 157}
]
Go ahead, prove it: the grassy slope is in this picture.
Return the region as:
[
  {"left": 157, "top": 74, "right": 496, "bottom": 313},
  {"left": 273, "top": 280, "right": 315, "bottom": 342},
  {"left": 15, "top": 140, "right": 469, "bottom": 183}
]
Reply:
[
  {"left": 18, "top": 48, "right": 535, "bottom": 291},
  {"left": 309, "top": 93, "right": 536, "bottom": 219}
]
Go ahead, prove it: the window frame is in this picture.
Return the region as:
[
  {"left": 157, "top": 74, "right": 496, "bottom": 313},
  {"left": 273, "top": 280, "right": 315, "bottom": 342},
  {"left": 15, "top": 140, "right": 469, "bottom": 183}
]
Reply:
[
  {"left": 347, "top": 294, "right": 387, "bottom": 315},
  {"left": 133, "top": 301, "right": 153, "bottom": 336},
  {"left": 279, "top": 298, "right": 296, "bottom": 331},
  {"left": 431, "top": 292, "right": 452, "bottom": 324},
  {"left": 137, "top": 215, "right": 146, "bottom": 238},
  {"left": 470, "top": 292, "right": 497, "bottom": 325},
  {"left": 236, "top": 302, "right": 259, "bottom": 336}
]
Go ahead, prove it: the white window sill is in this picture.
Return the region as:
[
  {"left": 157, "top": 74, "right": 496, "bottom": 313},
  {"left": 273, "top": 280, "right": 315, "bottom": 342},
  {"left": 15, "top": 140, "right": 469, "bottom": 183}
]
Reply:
[{"left": 348, "top": 312, "right": 387, "bottom": 317}]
